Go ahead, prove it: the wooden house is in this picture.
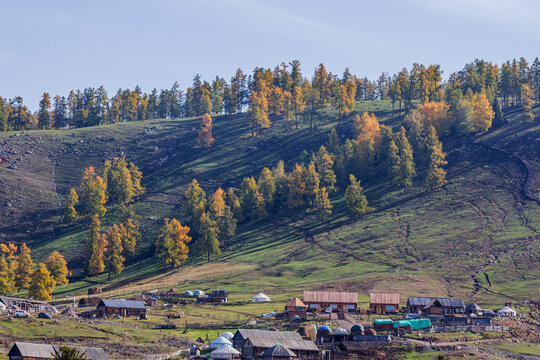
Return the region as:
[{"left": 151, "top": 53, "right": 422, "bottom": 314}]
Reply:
[
  {"left": 210, "top": 290, "right": 228, "bottom": 303},
  {"left": 303, "top": 291, "right": 358, "bottom": 313},
  {"left": 232, "top": 329, "right": 318, "bottom": 360},
  {"left": 8, "top": 342, "right": 108, "bottom": 360},
  {"left": 406, "top": 297, "right": 465, "bottom": 315},
  {"left": 369, "top": 293, "right": 400, "bottom": 314},
  {"left": 96, "top": 299, "right": 146, "bottom": 318},
  {"left": 0, "top": 296, "right": 57, "bottom": 314},
  {"left": 285, "top": 298, "right": 307, "bottom": 318}
]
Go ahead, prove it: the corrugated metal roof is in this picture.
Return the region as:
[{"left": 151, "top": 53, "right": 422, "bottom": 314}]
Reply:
[
  {"left": 407, "top": 297, "right": 465, "bottom": 308},
  {"left": 261, "top": 344, "right": 297, "bottom": 357},
  {"left": 247, "top": 337, "right": 319, "bottom": 351},
  {"left": 369, "top": 293, "right": 400, "bottom": 304},
  {"left": 303, "top": 291, "right": 358, "bottom": 304},
  {"left": 8, "top": 342, "right": 109, "bottom": 360},
  {"left": 234, "top": 329, "right": 303, "bottom": 341},
  {"left": 99, "top": 299, "right": 146, "bottom": 310},
  {"left": 210, "top": 290, "right": 228, "bottom": 297}
]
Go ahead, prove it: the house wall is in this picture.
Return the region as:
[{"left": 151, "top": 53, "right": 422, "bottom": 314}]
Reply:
[
  {"left": 370, "top": 304, "right": 399, "bottom": 314},
  {"left": 304, "top": 302, "right": 357, "bottom": 313}
]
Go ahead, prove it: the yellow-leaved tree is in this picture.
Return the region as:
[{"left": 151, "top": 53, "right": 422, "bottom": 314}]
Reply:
[
  {"left": 46, "top": 251, "right": 70, "bottom": 287},
  {"left": 155, "top": 218, "right": 191, "bottom": 268},
  {"left": 29, "top": 263, "right": 56, "bottom": 301},
  {"left": 197, "top": 113, "right": 215, "bottom": 147}
]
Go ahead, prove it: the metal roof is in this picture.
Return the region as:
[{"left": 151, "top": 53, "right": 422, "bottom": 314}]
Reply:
[
  {"left": 407, "top": 297, "right": 465, "bottom": 308},
  {"left": 210, "top": 290, "right": 228, "bottom": 297},
  {"left": 370, "top": 293, "right": 400, "bottom": 304},
  {"left": 261, "top": 344, "right": 297, "bottom": 357},
  {"left": 98, "top": 299, "right": 146, "bottom": 310},
  {"left": 303, "top": 291, "right": 357, "bottom": 304},
  {"left": 233, "top": 329, "right": 303, "bottom": 342},
  {"left": 8, "top": 342, "right": 109, "bottom": 360},
  {"left": 247, "top": 337, "right": 319, "bottom": 351}
]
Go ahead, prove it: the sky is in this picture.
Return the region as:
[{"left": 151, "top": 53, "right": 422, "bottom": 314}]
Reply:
[{"left": 0, "top": 0, "right": 539, "bottom": 109}]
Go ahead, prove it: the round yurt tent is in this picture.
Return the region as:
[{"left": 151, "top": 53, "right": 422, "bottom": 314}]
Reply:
[
  {"left": 334, "top": 328, "right": 348, "bottom": 336},
  {"left": 193, "top": 290, "right": 205, "bottom": 296},
  {"left": 350, "top": 324, "right": 364, "bottom": 335},
  {"left": 210, "top": 336, "right": 233, "bottom": 349},
  {"left": 497, "top": 306, "right": 516, "bottom": 317},
  {"left": 210, "top": 344, "right": 241, "bottom": 359},
  {"left": 252, "top": 293, "right": 271, "bottom": 302},
  {"left": 185, "top": 290, "right": 194, "bottom": 296},
  {"left": 220, "top": 331, "right": 234, "bottom": 340}
]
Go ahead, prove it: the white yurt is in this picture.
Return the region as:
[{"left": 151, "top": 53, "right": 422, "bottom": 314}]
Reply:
[
  {"left": 210, "top": 344, "right": 241, "bottom": 359},
  {"left": 252, "top": 293, "right": 271, "bottom": 302},
  {"left": 210, "top": 336, "right": 233, "bottom": 349},
  {"left": 497, "top": 306, "right": 516, "bottom": 317},
  {"left": 220, "top": 331, "right": 234, "bottom": 340}
]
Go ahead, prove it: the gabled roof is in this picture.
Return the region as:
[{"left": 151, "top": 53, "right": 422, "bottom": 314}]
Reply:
[
  {"left": 246, "top": 337, "right": 318, "bottom": 351},
  {"left": 303, "top": 291, "right": 357, "bottom": 304},
  {"left": 465, "top": 303, "right": 483, "bottom": 311},
  {"left": 370, "top": 293, "right": 400, "bottom": 305},
  {"left": 407, "top": 297, "right": 465, "bottom": 308},
  {"left": 8, "top": 342, "right": 109, "bottom": 360},
  {"left": 98, "top": 299, "right": 146, "bottom": 310},
  {"left": 261, "top": 344, "right": 297, "bottom": 357},
  {"left": 233, "top": 329, "right": 303, "bottom": 342},
  {"left": 286, "top": 298, "right": 306, "bottom": 308},
  {"left": 210, "top": 290, "right": 228, "bottom": 297}
]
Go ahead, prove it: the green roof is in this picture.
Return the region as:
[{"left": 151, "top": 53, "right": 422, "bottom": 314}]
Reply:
[{"left": 373, "top": 319, "right": 394, "bottom": 324}]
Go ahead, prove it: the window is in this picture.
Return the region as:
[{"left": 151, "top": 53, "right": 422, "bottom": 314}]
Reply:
[
  {"left": 385, "top": 305, "right": 394, "bottom": 312},
  {"left": 298, "top": 307, "right": 305, "bottom": 311},
  {"left": 309, "top": 304, "right": 317, "bottom": 309},
  {"left": 330, "top": 304, "right": 337, "bottom": 309},
  {"left": 347, "top": 305, "right": 355, "bottom": 310}
]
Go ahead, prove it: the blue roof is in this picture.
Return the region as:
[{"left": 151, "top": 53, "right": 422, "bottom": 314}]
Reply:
[{"left": 99, "top": 299, "right": 146, "bottom": 310}]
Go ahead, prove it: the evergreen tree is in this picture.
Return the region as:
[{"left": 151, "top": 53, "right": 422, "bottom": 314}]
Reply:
[
  {"left": 155, "top": 218, "right": 191, "bottom": 268},
  {"left": 105, "top": 224, "right": 125, "bottom": 281},
  {"left": 386, "top": 139, "right": 401, "bottom": 185},
  {"left": 225, "top": 188, "right": 243, "bottom": 222},
  {"left": 287, "top": 164, "right": 306, "bottom": 209},
  {"left": 396, "top": 127, "right": 415, "bottom": 189},
  {"left": 195, "top": 212, "right": 221, "bottom": 263},
  {"left": 257, "top": 168, "right": 276, "bottom": 209},
  {"left": 304, "top": 162, "right": 320, "bottom": 205},
  {"left": 272, "top": 160, "right": 288, "bottom": 208},
  {"left": 345, "top": 174, "right": 370, "bottom": 219},
  {"left": 317, "top": 153, "right": 337, "bottom": 193},
  {"left": 28, "top": 263, "right": 56, "bottom": 301},
  {"left": 492, "top": 97, "right": 504, "bottom": 128},
  {"left": 312, "top": 187, "right": 332, "bottom": 222},
  {"left": 521, "top": 84, "right": 535, "bottom": 122},
  {"left": 219, "top": 206, "right": 237, "bottom": 249},
  {"left": 129, "top": 162, "right": 145, "bottom": 198},
  {"left": 46, "top": 251, "right": 70, "bottom": 287},
  {"left": 184, "top": 179, "right": 207, "bottom": 231},
  {"left": 327, "top": 128, "right": 340, "bottom": 154},
  {"left": 239, "top": 177, "right": 266, "bottom": 220},
  {"left": 37, "top": 92, "right": 52, "bottom": 129},
  {"left": 87, "top": 215, "right": 107, "bottom": 275},
  {"left": 197, "top": 113, "right": 215, "bottom": 147},
  {"left": 51, "top": 346, "right": 89, "bottom": 360},
  {"left": 14, "top": 243, "right": 34, "bottom": 292},
  {"left": 63, "top": 188, "right": 79, "bottom": 224}
]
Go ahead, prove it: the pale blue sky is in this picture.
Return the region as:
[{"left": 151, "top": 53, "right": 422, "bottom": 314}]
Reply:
[{"left": 1, "top": 0, "right": 539, "bottom": 108}]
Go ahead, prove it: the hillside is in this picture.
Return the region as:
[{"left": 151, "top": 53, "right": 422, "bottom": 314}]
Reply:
[{"left": 0, "top": 101, "right": 538, "bottom": 306}]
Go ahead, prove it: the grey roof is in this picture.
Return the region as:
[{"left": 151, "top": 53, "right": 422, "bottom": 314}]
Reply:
[
  {"left": 465, "top": 303, "right": 483, "bottom": 311},
  {"left": 261, "top": 344, "right": 297, "bottom": 357},
  {"left": 247, "top": 337, "right": 318, "bottom": 352},
  {"left": 98, "top": 299, "right": 146, "bottom": 310},
  {"left": 233, "top": 329, "right": 303, "bottom": 342},
  {"left": 407, "top": 297, "right": 465, "bottom": 308},
  {"left": 8, "top": 342, "right": 109, "bottom": 360},
  {"left": 211, "top": 290, "right": 228, "bottom": 297}
]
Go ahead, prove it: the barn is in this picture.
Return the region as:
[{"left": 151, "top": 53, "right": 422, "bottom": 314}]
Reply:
[{"left": 96, "top": 299, "right": 146, "bottom": 318}]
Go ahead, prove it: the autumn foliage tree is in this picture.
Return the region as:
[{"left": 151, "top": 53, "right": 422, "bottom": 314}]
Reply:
[
  {"left": 46, "top": 251, "right": 70, "bottom": 287},
  {"left": 155, "top": 218, "right": 191, "bottom": 268},
  {"left": 198, "top": 113, "right": 215, "bottom": 147},
  {"left": 194, "top": 212, "right": 221, "bottom": 263},
  {"left": 63, "top": 188, "right": 79, "bottom": 224},
  {"left": 87, "top": 215, "right": 107, "bottom": 275},
  {"left": 14, "top": 243, "right": 34, "bottom": 292},
  {"left": 29, "top": 263, "right": 56, "bottom": 301},
  {"left": 80, "top": 167, "right": 107, "bottom": 217},
  {"left": 105, "top": 224, "right": 125, "bottom": 280}
]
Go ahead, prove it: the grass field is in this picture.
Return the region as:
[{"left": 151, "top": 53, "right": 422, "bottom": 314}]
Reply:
[{"left": 0, "top": 101, "right": 538, "bottom": 309}]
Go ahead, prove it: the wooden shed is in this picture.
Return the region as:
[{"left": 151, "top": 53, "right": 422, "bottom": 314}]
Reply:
[
  {"left": 369, "top": 293, "right": 400, "bottom": 314},
  {"left": 303, "top": 291, "right": 358, "bottom": 313},
  {"left": 96, "top": 299, "right": 146, "bottom": 318},
  {"left": 285, "top": 298, "right": 307, "bottom": 318},
  {"left": 8, "top": 342, "right": 109, "bottom": 360}
]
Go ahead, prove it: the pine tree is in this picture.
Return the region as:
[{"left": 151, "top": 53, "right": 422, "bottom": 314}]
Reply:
[
  {"left": 46, "top": 251, "right": 70, "bottom": 287},
  {"left": 239, "top": 177, "right": 266, "bottom": 220},
  {"left": 129, "top": 162, "right": 145, "bottom": 198},
  {"left": 28, "top": 263, "right": 56, "bottom": 301},
  {"left": 287, "top": 164, "right": 306, "bottom": 209},
  {"left": 386, "top": 139, "right": 401, "bottom": 185},
  {"left": 492, "top": 97, "right": 504, "bottom": 128},
  {"left": 304, "top": 162, "right": 320, "bottom": 205},
  {"left": 87, "top": 215, "right": 107, "bottom": 275},
  {"left": 396, "top": 127, "right": 415, "bottom": 189},
  {"left": 51, "top": 346, "right": 89, "bottom": 360},
  {"left": 272, "top": 160, "right": 288, "bottom": 208},
  {"left": 37, "top": 92, "right": 52, "bottom": 129},
  {"left": 219, "top": 206, "right": 237, "bottom": 249},
  {"left": 197, "top": 113, "right": 215, "bottom": 147},
  {"left": 63, "top": 188, "right": 79, "bottom": 224},
  {"left": 327, "top": 128, "right": 340, "bottom": 154},
  {"left": 155, "top": 218, "right": 191, "bottom": 268},
  {"left": 14, "top": 243, "right": 34, "bottom": 292},
  {"left": 105, "top": 224, "right": 125, "bottom": 281},
  {"left": 317, "top": 153, "right": 337, "bottom": 193},
  {"left": 195, "top": 212, "right": 221, "bottom": 263},
  {"left": 522, "top": 84, "right": 535, "bottom": 122},
  {"left": 249, "top": 90, "right": 270, "bottom": 137},
  {"left": 257, "top": 168, "right": 276, "bottom": 209},
  {"left": 80, "top": 167, "right": 107, "bottom": 217},
  {"left": 345, "top": 174, "right": 370, "bottom": 219},
  {"left": 225, "top": 188, "right": 243, "bottom": 222},
  {"left": 312, "top": 187, "right": 332, "bottom": 222},
  {"left": 184, "top": 179, "right": 207, "bottom": 230}
]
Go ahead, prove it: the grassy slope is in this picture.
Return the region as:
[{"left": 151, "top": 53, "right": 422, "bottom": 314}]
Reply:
[{"left": 0, "top": 101, "right": 538, "bottom": 307}]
